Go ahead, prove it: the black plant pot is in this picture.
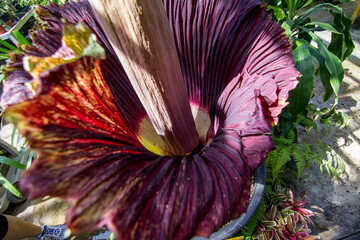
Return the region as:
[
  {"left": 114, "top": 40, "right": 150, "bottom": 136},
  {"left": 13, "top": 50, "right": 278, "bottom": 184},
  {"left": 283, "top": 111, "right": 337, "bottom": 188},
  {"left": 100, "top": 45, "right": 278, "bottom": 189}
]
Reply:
[
  {"left": 193, "top": 163, "right": 266, "bottom": 240},
  {"left": 0, "top": 12, "right": 15, "bottom": 28},
  {"left": 14, "top": 2, "right": 26, "bottom": 12},
  {"left": 5, "top": 181, "right": 27, "bottom": 204},
  {"left": 14, "top": 5, "right": 31, "bottom": 19}
]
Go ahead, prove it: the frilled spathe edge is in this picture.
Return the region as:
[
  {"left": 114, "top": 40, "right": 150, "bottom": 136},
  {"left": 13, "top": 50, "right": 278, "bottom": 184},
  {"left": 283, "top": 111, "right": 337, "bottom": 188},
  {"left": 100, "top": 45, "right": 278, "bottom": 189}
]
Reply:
[{"left": 1, "top": 0, "right": 300, "bottom": 239}]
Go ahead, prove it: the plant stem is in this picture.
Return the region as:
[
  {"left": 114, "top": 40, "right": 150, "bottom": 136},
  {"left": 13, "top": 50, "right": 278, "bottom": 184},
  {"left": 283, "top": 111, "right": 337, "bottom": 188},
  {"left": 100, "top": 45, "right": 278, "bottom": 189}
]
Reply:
[{"left": 88, "top": 0, "right": 199, "bottom": 155}]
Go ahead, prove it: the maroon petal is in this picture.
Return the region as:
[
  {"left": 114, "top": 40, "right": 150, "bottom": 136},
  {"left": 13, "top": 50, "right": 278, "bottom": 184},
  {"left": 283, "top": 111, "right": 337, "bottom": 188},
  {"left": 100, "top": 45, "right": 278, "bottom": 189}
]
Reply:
[
  {"left": 214, "top": 71, "right": 276, "bottom": 170},
  {"left": 66, "top": 130, "right": 257, "bottom": 239},
  {"left": 0, "top": 71, "right": 34, "bottom": 108},
  {"left": 164, "top": 0, "right": 299, "bottom": 124}
]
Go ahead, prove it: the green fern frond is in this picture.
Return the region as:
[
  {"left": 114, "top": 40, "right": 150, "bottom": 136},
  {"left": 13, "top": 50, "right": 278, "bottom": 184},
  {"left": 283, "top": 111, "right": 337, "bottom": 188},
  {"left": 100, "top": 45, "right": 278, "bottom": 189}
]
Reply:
[
  {"left": 300, "top": 144, "right": 313, "bottom": 166},
  {"left": 267, "top": 136, "right": 300, "bottom": 182},
  {"left": 312, "top": 141, "right": 346, "bottom": 180},
  {"left": 320, "top": 118, "right": 333, "bottom": 134},
  {"left": 293, "top": 146, "right": 306, "bottom": 180},
  {"left": 306, "top": 104, "right": 351, "bottom": 134},
  {"left": 286, "top": 129, "right": 297, "bottom": 143},
  {"left": 324, "top": 149, "right": 346, "bottom": 180},
  {"left": 267, "top": 147, "right": 292, "bottom": 182},
  {"left": 301, "top": 117, "right": 318, "bottom": 133},
  {"left": 332, "top": 112, "right": 351, "bottom": 130},
  {"left": 275, "top": 148, "right": 291, "bottom": 175},
  {"left": 245, "top": 202, "right": 266, "bottom": 235},
  {"left": 315, "top": 141, "right": 326, "bottom": 161},
  {"left": 267, "top": 134, "right": 346, "bottom": 183},
  {"left": 274, "top": 136, "right": 293, "bottom": 146},
  {"left": 295, "top": 114, "right": 306, "bottom": 127}
]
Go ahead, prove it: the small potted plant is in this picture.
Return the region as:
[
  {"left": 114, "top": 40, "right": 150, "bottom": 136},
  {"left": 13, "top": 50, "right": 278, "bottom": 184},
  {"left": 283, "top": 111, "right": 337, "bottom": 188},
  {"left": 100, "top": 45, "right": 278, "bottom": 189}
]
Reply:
[
  {"left": 0, "top": 0, "right": 17, "bottom": 28},
  {"left": 0, "top": 139, "right": 29, "bottom": 213}
]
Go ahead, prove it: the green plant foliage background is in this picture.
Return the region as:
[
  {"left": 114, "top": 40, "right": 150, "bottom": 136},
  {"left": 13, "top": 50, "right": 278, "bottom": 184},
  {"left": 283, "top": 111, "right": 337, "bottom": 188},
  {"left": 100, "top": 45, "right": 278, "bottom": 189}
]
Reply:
[{"left": 236, "top": 0, "right": 354, "bottom": 238}]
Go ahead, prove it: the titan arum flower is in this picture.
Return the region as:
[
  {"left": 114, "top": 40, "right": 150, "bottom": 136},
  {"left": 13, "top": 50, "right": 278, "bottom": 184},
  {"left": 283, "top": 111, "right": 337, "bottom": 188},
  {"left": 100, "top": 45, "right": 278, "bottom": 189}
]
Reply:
[{"left": 1, "top": 0, "right": 299, "bottom": 239}]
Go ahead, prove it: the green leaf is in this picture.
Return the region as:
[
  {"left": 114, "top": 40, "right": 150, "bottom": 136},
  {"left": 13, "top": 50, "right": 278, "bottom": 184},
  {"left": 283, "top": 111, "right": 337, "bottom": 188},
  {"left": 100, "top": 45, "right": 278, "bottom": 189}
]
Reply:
[
  {"left": 0, "top": 114, "right": 4, "bottom": 128},
  {"left": 0, "top": 39, "right": 17, "bottom": 50},
  {"left": 265, "top": 185, "right": 274, "bottom": 194},
  {"left": 0, "top": 173, "right": 23, "bottom": 198},
  {"left": 281, "top": 21, "right": 293, "bottom": 38},
  {"left": 305, "top": 22, "right": 342, "bottom": 35},
  {"left": 328, "top": 10, "right": 355, "bottom": 61},
  {"left": 296, "top": 3, "right": 344, "bottom": 24},
  {"left": 0, "top": 47, "right": 9, "bottom": 53},
  {"left": 295, "top": 0, "right": 313, "bottom": 15},
  {"left": 308, "top": 31, "right": 344, "bottom": 98},
  {"left": 284, "top": 0, "right": 297, "bottom": 18},
  {"left": 308, "top": 45, "right": 334, "bottom": 102},
  {"left": 297, "top": 17, "right": 313, "bottom": 43},
  {"left": 268, "top": 6, "right": 286, "bottom": 21},
  {"left": 0, "top": 53, "right": 9, "bottom": 59},
  {"left": 0, "top": 156, "right": 26, "bottom": 169},
  {"left": 278, "top": 109, "right": 298, "bottom": 141},
  {"left": 11, "top": 125, "right": 16, "bottom": 146},
  {"left": 287, "top": 39, "right": 314, "bottom": 116},
  {"left": 262, "top": 221, "right": 277, "bottom": 227},
  {"left": 13, "top": 30, "right": 30, "bottom": 45}
]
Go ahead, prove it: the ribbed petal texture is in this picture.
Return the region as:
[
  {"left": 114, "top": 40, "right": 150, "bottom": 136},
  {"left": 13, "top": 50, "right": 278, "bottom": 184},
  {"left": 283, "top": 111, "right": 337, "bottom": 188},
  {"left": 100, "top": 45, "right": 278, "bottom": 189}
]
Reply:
[{"left": 1, "top": 0, "right": 299, "bottom": 239}]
